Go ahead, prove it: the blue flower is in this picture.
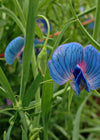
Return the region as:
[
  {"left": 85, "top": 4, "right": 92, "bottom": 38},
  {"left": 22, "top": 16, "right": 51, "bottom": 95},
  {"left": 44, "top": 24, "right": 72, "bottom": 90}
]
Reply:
[
  {"left": 5, "top": 37, "right": 24, "bottom": 65},
  {"left": 48, "top": 42, "right": 100, "bottom": 96},
  {"left": 5, "top": 37, "right": 49, "bottom": 65},
  {"left": 37, "top": 18, "right": 52, "bottom": 34}
]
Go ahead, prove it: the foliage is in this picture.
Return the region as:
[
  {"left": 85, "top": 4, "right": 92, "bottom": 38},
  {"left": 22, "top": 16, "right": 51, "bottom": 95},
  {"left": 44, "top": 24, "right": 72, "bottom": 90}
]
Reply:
[{"left": 0, "top": 0, "right": 100, "bottom": 140}]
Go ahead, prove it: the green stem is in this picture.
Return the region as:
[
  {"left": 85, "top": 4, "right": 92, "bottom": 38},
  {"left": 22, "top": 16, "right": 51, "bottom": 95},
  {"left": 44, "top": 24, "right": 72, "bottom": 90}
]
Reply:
[
  {"left": 35, "top": 44, "right": 53, "bottom": 50},
  {"left": 53, "top": 84, "right": 68, "bottom": 99},
  {"left": 68, "top": 0, "right": 100, "bottom": 49},
  {"left": 0, "top": 108, "right": 15, "bottom": 113},
  {"left": 12, "top": 0, "right": 26, "bottom": 27},
  {"left": 38, "top": 15, "right": 50, "bottom": 49},
  {"left": 31, "top": 15, "right": 50, "bottom": 128},
  {"left": 44, "top": 125, "right": 48, "bottom": 140},
  {"left": 93, "top": 0, "right": 100, "bottom": 41},
  {"left": 65, "top": 6, "right": 96, "bottom": 24},
  {"left": 77, "top": 6, "right": 96, "bottom": 18}
]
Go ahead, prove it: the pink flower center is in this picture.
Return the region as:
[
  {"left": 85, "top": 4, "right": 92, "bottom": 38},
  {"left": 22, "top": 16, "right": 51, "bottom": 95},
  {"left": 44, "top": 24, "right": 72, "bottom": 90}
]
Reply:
[{"left": 78, "top": 61, "right": 86, "bottom": 73}]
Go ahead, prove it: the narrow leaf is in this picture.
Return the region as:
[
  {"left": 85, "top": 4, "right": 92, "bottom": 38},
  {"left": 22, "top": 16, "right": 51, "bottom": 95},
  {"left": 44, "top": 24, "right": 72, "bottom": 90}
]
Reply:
[
  {"left": 12, "top": 0, "right": 26, "bottom": 27},
  {"left": 23, "top": 0, "right": 29, "bottom": 20},
  {"left": 5, "top": 123, "right": 14, "bottom": 140},
  {"left": 20, "top": 0, "right": 39, "bottom": 100},
  {"left": 0, "top": 7, "right": 25, "bottom": 34},
  {"left": 42, "top": 66, "right": 53, "bottom": 140},
  {"left": 80, "top": 127, "right": 100, "bottom": 133},
  {"left": 35, "top": 24, "right": 43, "bottom": 39},
  {"left": 93, "top": 0, "right": 100, "bottom": 41},
  {"left": 19, "top": 111, "right": 28, "bottom": 140},
  {"left": 72, "top": 94, "right": 91, "bottom": 140},
  {"left": 22, "top": 73, "right": 43, "bottom": 107},
  {"left": 0, "top": 87, "right": 8, "bottom": 98},
  {"left": 68, "top": 89, "right": 73, "bottom": 112},
  {"left": 0, "top": 67, "right": 16, "bottom": 104}
]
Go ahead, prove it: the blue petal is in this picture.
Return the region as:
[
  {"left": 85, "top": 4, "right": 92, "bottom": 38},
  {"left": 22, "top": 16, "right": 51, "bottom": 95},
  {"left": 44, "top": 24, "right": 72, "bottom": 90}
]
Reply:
[
  {"left": 37, "top": 18, "right": 52, "bottom": 34},
  {"left": 84, "top": 45, "right": 100, "bottom": 89},
  {"left": 72, "top": 65, "right": 90, "bottom": 96},
  {"left": 5, "top": 37, "right": 24, "bottom": 65},
  {"left": 48, "top": 42, "right": 83, "bottom": 85}
]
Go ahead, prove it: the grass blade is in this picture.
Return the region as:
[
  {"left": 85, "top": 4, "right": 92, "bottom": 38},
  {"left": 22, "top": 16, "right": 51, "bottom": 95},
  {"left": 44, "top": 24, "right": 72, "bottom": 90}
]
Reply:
[
  {"left": 20, "top": 0, "right": 39, "bottom": 100},
  {"left": 72, "top": 94, "right": 91, "bottom": 140},
  {"left": 12, "top": 0, "right": 26, "bottom": 27},
  {"left": 0, "top": 67, "right": 16, "bottom": 104},
  {"left": 4, "top": 123, "right": 14, "bottom": 140},
  {"left": 0, "top": 7, "right": 25, "bottom": 34},
  {"left": 22, "top": 73, "right": 43, "bottom": 107},
  {"left": 93, "top": 0, "right": 100, "bottom": 41},
  {"left": 42, "top": 66, "right": 53, "bottom": 140}
]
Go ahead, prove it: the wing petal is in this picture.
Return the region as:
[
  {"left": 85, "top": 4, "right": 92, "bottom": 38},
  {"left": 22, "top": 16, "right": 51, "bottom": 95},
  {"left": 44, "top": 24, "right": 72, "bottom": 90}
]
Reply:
[
  {"left": 84, "top": 45, "right": 100, "bottom": 89},
  {"left": 5, "top": 37, "right": 24, "bottom": 65},
  {"left": 48, "top": 42, "right": 83, "bottom": 85}
]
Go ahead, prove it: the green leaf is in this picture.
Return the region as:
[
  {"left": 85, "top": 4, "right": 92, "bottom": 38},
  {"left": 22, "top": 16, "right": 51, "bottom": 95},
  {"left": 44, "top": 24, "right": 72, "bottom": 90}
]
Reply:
[
  {"left": 22, "top": 73, "right": 43, "bottom": 106},
  {"left": 22, "top": 127, "right": 28, "bottom": 140},
  {"left": 39, "top": 0, "right": 51, "bottom": 10},
  {"left": 23, "top": 0, "right": 29, "bottom": 20},
  {"left": 48, "top": 130, "right": 59, "bottom": 140},
  {"left": 68, "top": 89, "right": 73, "bottom": 112},
  {"left": 20, "top": 0, "right": 39, "bottom": 100},
  {"left": 42, "top": 66, "right": 53, "bottom": 121},
  {"left": 4, "top": 123, "right": 14, "bottom": 140},
  {"left": 0, "top": 87, "right": 8, "bottom": 98},
  {"left": 93, "top": 0, "right": 100, "bottom": 41},
  {"left": 35, "top": 24, "right": 43, "bottom": 39},
  {"left": 72, "top": 94, "right": 91, "bottom": 140},
  {"left": 42, "top": 66, "right": 53, "bottom": 140},
  {"left": 54, "top": 124, "right": 69, "bottom": 138},
  {"left": 12, "top": 0, "right": 26, "bottom": 27},
  {"left": 0, "top": 7, "right": 25, "bottom": 34},
  {"left": 19, "top": 111, "right": 28, "bottom": 140},
  {"left": 0, "top": 67, "right": 16, "bottom": 104},
  {"left": 80, "top": 127, "right": 100, "bottom": 133}
]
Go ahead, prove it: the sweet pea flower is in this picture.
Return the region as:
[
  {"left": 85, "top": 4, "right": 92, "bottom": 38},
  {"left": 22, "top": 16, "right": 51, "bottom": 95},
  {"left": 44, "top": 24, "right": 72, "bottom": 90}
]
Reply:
[
  {"left": 5, "top": 37, "right": 24, "bottom": 65},
  {"left": 5, "top": 37, "right": 48, "bottom": 65},
  {"left": 48, "top": 42, "right": 100, "bottom": 95},
  {"left": 37, "top": 18, "right": 52, "bottom": 34}
]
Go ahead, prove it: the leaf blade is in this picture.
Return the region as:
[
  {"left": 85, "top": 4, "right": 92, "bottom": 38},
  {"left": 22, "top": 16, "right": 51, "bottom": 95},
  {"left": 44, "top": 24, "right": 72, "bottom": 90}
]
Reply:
[
  {"left": 22, "top": 73, "right": 43, "bottom": 107},
  {"left": 0, "top": 67, "right": 16, "bottom": 104}
]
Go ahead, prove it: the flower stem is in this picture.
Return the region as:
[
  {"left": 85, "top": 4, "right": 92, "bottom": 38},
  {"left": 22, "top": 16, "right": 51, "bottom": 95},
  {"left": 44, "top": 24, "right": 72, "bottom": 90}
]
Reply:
[{"left": 38, "top": 15, "right": 50, "bottom": 50}]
